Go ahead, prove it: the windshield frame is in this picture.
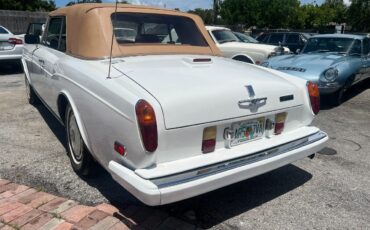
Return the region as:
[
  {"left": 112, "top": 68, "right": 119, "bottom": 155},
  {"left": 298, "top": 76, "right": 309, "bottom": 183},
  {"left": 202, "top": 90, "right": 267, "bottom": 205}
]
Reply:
[{"left": 301, "top": 37, "right": 359, "bottom": 55}]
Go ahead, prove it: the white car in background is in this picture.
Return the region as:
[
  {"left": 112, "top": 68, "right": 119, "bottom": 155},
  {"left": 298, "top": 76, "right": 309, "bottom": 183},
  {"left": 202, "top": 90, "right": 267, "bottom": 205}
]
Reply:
[
  {"left": 206, "top": 26, "right": 290, "bottom": 64},
  {"left": 0, "top": 25, "right": 23, "bottom": 60},
  {"left": 23, "top": 4, "right": 327, "bottom": 206}
]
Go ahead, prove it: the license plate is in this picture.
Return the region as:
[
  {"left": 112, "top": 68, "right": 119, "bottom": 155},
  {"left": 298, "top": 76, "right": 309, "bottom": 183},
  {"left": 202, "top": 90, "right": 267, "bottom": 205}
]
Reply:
[
  {"left": 0, "top": 42, "right": 13, "bottom": 50},
  {"left": 228, "top": 118, "right": 265, "bottom": 147}
]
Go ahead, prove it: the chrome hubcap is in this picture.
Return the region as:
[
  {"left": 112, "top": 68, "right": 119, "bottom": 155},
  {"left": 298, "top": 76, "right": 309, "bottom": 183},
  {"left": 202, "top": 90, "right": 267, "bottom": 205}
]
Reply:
[{"left": 68, "top": 113, "right": 83, "bottom": 163}]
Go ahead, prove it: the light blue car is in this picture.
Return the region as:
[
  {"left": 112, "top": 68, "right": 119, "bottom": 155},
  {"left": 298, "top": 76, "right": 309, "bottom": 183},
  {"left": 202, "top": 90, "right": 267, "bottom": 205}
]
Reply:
[{"left": 262, "top": 34, "right": 370, "bottom": 105}]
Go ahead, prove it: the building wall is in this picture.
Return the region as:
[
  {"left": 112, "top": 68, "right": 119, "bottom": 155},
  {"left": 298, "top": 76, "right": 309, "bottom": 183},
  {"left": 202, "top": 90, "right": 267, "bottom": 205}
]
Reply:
[{"left": 0, "top": 10, "right": 48, "bottom": 34}]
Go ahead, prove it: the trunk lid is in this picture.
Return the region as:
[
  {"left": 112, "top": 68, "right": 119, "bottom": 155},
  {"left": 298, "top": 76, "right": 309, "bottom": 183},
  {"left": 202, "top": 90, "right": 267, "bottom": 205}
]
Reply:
[
  {"left": 114, "top": 55, "right": 304, "bottom": 129},
  {"left": 0, "top": 34, "right": 14, "bottom": 51}
]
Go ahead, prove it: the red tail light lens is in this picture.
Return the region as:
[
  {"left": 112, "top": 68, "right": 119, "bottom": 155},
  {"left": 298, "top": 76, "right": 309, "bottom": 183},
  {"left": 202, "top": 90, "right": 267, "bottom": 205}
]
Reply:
[
  {"left": 114, "top": 142, "right": 125, "bottom": 156},
  {"left": 8, "top": 38, "right": 23, "bottom": 45},
  {"left": 307, "top": 82, "right": 320, "bottom": 115},
  {"left": 135, "top": 100, "right": 157, "bottom": 152},
  {"left": 274, "top": 112, "right": 287, "bottom": 135},
  {"left": 202, "top": 126, "right": 217, "bottom": 153}
]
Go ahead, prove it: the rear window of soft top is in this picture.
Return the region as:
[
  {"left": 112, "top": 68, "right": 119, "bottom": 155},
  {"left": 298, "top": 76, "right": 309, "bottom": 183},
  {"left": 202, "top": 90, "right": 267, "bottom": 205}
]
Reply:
[{"left": 111, "top": 13, "right": 208, "bottom": 47}]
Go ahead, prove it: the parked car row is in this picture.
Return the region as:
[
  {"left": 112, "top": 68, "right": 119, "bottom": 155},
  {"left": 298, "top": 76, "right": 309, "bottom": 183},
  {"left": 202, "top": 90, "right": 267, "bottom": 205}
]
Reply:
[
  {"left": 256, "top": 32, "right": 311, "bottom": 53},
  {"left": 21, "top": 4, "right": 328, "bottom": 206},
  {"left": 206, "top": 26, "right": 290, "bottom": 64}
]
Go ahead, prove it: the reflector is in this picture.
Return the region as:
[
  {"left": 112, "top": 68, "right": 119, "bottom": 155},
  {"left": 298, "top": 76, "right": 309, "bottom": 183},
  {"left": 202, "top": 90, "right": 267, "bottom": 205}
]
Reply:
[
  {"left": 114, "top": 142, "right": 125, "bottom": 156},
  {"left": 202, "top": 126, "right": 216, "bottom": 153},
  {"left": 275, "top": 112, "right": 287, "bottom": 135}
]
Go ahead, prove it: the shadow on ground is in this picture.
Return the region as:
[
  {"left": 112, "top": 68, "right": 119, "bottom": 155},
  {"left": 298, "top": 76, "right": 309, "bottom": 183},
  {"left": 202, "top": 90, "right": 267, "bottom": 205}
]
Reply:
[
  {"left": 160, "top": 165, "right": 312, "bottom": 228},
  {"left": 321, "top": 78, "right": 370, "bottom": 110},
  {"left": 0, "top": 60, "right": 23, "bottom": 75},
  {"left": 33, "top": 98, "right": 313, "bottom": 228}
]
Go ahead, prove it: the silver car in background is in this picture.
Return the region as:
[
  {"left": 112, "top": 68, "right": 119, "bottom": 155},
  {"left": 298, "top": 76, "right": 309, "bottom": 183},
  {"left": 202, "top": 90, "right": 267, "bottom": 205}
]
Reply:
[{"left": 0, "top": 25, "right": 23, "bottom": 60}]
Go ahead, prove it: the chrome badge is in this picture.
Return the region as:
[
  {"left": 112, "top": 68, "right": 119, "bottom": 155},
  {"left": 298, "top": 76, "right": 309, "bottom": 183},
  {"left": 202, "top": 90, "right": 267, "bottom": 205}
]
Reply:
[{"left": 238, "top": 85, "right": 267, "bottom": 112}]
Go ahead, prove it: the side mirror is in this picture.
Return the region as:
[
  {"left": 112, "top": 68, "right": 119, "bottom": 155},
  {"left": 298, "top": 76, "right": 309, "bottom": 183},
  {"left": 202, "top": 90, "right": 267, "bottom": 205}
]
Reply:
[
  {"left": 296, "top": 49, "right": 301, "bottom": 54},
  {"left": 25, "top": 34, "right": 40, "bottom": 44}
]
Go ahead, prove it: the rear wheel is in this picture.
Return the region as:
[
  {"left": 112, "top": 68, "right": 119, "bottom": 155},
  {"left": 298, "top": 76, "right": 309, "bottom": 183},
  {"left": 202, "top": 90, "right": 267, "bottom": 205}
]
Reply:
[
  {"left": 25, "top": 75, "right": 39, "bottom": 105},
  {"left": 65, "top": 104, "right": 96, "bottom": 177}
]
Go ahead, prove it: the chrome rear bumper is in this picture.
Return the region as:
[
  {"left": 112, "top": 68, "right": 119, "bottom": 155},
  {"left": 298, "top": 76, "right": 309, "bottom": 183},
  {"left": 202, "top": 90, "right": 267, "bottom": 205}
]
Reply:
[
  {"left": 151, "top": 131, "right": 327, "bottom": 188},
  {"left": 109, "top": 131, "right": 328, "bottom": 206}
]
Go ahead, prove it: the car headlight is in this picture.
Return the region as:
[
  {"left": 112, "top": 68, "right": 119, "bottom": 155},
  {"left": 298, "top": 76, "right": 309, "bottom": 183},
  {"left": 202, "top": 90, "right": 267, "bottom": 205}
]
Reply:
[
  {"left": 274, "top": 46, "right": 285, "bottom": 53},
  {"left": 321, "top": 68, "right": 339, "bottom": 82},
  {"left": 268, "top": 52, "right": 277, "bottom": 59},
  {"left": 261, "top": 62, "right": 269, "bottom": 67}
]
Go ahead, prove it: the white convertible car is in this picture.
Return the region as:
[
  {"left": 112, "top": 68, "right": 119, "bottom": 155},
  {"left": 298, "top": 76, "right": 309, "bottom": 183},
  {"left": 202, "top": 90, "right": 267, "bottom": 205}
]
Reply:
[
  {"left": 206, "top": 26, "right": 290, "bottom": 64},
  {"left": 22, "top": 4, "right": 327, "bottom": 206}
]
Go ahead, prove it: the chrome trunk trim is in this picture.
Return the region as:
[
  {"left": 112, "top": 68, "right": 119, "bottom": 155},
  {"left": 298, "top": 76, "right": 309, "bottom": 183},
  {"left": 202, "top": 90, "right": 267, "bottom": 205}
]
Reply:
[{"left": 151, "top": 131, "right": 327, "bottom": 188}]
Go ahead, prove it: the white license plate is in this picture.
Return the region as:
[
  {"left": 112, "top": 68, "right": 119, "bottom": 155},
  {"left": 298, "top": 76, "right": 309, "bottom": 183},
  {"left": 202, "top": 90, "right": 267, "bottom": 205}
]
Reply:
[
  {"left": 0, "top": 42, "right": 13, "bottom": 50},
  {"left": 228, "top": 118, "right": 265, "bottom": 147}
]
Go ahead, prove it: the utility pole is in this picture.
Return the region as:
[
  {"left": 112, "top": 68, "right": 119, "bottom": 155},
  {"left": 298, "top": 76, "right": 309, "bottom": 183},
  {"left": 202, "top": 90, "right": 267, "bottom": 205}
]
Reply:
[{"left": 213, "top": 0, "right": 220, "bottom": 25}]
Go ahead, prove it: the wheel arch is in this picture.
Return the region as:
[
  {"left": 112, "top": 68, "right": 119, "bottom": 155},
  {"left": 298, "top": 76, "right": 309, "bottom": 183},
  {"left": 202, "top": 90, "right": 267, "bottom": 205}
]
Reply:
[
  {"left": 21, "top": 58, "right": 31, "bottom": 83},
  {"left": 57, "top": 91, "right": 92, "bottom": 153},
  {"left": 231, "top": 54, "right": 255, "bottom": 64}
]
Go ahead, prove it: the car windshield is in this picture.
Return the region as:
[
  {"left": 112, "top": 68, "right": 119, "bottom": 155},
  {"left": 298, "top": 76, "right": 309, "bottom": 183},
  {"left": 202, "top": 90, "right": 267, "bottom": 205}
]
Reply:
[
  {"left": 302, "top": 37, "right": 355, "bottom": 54},
  {"left": 233, "top": 32, "right": 258, "bottom": 43},
  {"left": 111, "top": 13, "right": 208, "bottom": 47},
  {"left": 211, "top": 29, "right": 240, "bottom": 44}
]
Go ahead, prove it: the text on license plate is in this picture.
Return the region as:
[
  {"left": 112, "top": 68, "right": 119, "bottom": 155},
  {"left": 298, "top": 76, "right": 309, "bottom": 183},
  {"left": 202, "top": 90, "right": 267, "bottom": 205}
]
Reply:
[
  {"left": 229, "top": 118, "right": 265, "bottom": 147},
  {"left": 0, "top": 42, "right": 13, "bottom": 50}
]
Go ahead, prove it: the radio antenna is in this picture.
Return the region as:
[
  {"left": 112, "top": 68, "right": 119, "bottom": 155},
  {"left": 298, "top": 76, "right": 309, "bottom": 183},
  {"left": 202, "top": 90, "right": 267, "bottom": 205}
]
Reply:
[{"left": 107, "top": 0, "right": 119, "bottom": 79}]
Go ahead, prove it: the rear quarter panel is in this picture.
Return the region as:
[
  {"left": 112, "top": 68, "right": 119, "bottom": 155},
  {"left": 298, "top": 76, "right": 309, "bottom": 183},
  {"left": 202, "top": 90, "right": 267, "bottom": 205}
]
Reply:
[{"left": 50, "top": 57, "right": 163, "bottom": 170}]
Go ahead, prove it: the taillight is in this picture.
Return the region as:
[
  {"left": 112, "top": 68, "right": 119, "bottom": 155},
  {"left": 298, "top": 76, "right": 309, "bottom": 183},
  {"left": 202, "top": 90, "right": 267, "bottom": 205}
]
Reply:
[
  {"left": 135, "top": 100, "right": 157, "bottom": 152},
  {"left": 307, "top": 82, "right": 320, "bottom": 115},
  {"left": 202, "top": 126, "right": 216, "bottom": 153},
  {"left": 274, "top": 112, "right": 287, "bottom": 135},
  {"left": 8, "top": 38, "right": 23, "bottom": 45}
]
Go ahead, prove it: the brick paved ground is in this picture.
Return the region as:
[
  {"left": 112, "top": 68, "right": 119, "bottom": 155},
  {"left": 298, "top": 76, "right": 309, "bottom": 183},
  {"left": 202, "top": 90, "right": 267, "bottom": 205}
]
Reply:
[{"left": 0, "top": 179, "right": 196, "bottom": 230}]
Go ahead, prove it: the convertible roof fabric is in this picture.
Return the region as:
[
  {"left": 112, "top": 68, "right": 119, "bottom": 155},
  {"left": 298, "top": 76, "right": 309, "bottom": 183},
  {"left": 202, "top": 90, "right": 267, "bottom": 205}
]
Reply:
[{"left": 49, "top": 4, "right": 221, "bottom": 59}]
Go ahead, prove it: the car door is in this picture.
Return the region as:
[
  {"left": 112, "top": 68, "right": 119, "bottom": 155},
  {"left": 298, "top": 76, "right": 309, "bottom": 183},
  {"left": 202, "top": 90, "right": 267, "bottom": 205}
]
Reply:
[
  {"left": 32, "top": 17, "right": 65, "bottom": 109},
  {"left": 361, "top": 38, "right": 370, "bottom": 81},
  {"left": 267, "top": 33, "right": 284, "bottom": 46},
  {"left": 285, "top": 33, "right": 301, "bottom": 53},
  {"left": 348, "top": 39, "right": 365, "bottom": 83}
]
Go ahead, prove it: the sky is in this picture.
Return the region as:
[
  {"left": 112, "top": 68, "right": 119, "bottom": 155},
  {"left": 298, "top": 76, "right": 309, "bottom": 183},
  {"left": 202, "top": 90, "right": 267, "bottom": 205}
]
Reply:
[{"left": 54, "top": 0, "right": 350, "bottom": 10}]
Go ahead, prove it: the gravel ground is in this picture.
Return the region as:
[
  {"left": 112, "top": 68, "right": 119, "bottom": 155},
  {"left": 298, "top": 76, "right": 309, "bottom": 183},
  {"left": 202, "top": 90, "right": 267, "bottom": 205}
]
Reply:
[{"left": 0, "top": 61, "right": 370, "bottom": 229}]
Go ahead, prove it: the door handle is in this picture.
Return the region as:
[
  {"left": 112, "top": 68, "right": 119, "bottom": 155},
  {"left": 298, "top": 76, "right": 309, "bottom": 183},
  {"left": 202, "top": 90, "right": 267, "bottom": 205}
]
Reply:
[{"left": 38, "top": 59, "right": 45, "bottom": 65}]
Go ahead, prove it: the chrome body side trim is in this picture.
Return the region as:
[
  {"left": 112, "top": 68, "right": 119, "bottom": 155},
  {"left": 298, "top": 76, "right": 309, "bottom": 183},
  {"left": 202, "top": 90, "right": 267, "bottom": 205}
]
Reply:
[{"left": 151, "top": 131, "right": 327, "bottom": 188}]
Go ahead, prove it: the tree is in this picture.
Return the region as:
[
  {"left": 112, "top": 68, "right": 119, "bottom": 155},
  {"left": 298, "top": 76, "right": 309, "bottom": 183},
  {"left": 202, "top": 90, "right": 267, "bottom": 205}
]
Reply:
[
  {"left": 348, "top": 0, "right": 370, "bottom": 31},
  {"left": 188, "top": 8, "right": 214, "bottom": 25},
  {"left": 66, "top": 0, "right": 102, "bottom": 5},
  {"left": 258, "top": 0, "right": 301, "bottom": 28},
  {"left": 220, "top": 0, "right": 261, "bottom": 27},
  {"left": 322, "top": 0, "right": 347, "bottom": 23},
  {"left": 0, "top": 0, "right": 56, "bottom": 11}
]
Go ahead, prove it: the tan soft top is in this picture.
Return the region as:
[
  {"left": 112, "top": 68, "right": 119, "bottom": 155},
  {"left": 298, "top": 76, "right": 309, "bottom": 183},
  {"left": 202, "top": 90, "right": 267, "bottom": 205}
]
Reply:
[{"left": 49, "top": 4, "right": 221, "bottom": 59}]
